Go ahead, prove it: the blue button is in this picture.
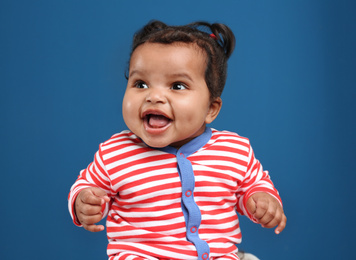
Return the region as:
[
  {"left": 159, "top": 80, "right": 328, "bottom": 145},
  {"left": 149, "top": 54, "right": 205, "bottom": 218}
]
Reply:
[
  {"left": 202, "top": 252, "right": 209, "bottom": 260},
  {"left": 190, "top": 226, "right": 197, "bottom": 233},
  {"left": 185, "top": 190, "right": 192, "bottom": 197}
]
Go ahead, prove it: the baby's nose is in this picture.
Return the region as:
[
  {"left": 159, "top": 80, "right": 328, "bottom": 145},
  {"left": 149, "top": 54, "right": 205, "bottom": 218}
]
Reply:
[{"left": 145, "top": 88, "right": 167, "bottom": 103}]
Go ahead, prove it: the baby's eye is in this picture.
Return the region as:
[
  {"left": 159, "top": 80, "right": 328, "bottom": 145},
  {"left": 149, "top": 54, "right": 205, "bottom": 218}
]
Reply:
[
  {"left": 171, "top": 83, "right": 187, "bottom": 90},
  {"left": 135, "top": 81, "right": 148, "bottom": 89}
]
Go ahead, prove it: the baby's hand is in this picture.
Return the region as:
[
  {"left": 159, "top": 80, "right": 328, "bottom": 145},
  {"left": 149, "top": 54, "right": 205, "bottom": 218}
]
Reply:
[
  {"left": 75, "top": 187, "right": 110, "bottom": 232},
  {"left": 246, "top": 192, "right": 287, "bottom": 234}
]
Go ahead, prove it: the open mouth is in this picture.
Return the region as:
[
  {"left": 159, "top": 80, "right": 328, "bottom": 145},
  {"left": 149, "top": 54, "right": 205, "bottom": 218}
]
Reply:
[{"left": 143, "top": 113, "right": 172, "bottom": 129}]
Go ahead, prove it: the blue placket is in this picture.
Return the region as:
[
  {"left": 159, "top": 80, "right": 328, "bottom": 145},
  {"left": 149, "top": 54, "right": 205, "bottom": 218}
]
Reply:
[{"left": 160, "top": 127, "right": 212, "bottom": 260}]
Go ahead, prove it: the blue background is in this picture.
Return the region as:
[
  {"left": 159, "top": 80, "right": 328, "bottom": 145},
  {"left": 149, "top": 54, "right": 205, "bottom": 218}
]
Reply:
[{"left": 1, "top": 0, "right": 355, "bottom": 259}]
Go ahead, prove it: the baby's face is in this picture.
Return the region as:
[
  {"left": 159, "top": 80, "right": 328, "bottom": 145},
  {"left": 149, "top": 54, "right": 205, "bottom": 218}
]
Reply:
[{"left": 122, "top": 42, "right": 221, "bottom": 148}]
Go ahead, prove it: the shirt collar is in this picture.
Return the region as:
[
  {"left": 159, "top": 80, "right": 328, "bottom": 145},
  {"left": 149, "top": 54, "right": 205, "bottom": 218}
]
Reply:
[{"left": 158, "top": 127, "right": 212, "bottom": 157}]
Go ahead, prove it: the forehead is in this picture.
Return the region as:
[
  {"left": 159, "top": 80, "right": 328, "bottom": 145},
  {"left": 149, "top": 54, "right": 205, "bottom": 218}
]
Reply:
[{"left": 129, "top": 42, "right": 207, "bottom": 73}]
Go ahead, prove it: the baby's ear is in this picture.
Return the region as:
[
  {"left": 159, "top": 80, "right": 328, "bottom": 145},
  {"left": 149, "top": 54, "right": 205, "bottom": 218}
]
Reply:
[{"left": 205, "top": 97, "right": 222, "bottom": 124}]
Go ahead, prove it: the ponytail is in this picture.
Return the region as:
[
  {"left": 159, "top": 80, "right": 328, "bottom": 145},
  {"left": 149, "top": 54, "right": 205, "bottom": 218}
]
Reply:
[{"left": 188, "top": 21, "right": 235, "bottom": 59}]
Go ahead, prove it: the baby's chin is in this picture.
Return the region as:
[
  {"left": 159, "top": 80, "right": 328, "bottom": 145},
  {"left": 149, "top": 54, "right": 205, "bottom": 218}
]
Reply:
[
  {"left": 139, "top": 134, "right": 186, "bottom": 149},
  {"left": 131, "top": 127, "right": 191, "bottom": 149},
  {"left": 133, "top": 132, "right": 171, "bottom": 148},
  {"left": 142, "top": 138, "right": 172, "bottom": 148},
  {"left": 142, "top": 137, "right": 192, "bottom": 149}
]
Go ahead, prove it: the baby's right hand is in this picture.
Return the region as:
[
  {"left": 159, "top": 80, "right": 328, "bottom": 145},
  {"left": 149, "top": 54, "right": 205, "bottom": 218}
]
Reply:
[{"left": 75, "top": 187, "right": 110, "bottom": 232}]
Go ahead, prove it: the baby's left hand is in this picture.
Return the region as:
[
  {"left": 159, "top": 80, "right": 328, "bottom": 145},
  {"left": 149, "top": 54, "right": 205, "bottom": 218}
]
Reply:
[{"left": 246, "top": 192, "right": 287, "bottom": 234}]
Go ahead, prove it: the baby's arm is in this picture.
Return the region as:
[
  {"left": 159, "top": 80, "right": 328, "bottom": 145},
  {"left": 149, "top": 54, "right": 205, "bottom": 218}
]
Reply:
[
  {"left": 74, "top": 187, "right": 110, "bottom": 232},
  {"left": 236, "top": 142, "right": 286, "bottom": 234},
  {"left": 68, "top": 145, "right": 112, "bottom": 232},
  {"left": 246, "top": 192, "right": 287, "bottom": 234}
]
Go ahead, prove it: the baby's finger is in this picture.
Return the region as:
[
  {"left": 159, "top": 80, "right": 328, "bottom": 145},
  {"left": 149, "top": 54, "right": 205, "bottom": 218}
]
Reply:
[
  {"left": 80, "top": 190, "right": 103, "bottom": 205},
  {"left": 275, "top": 214, "right": 287, "bottom": 234},
  {"left": 253, "top": 199, "right": 269, "bottom": 220},
  {"left": 261, "top": 207, "right": 282, "bottom": 228},
  {"left": 92, "top": 188, "right": 110, "bottom": 203},
  {"left": 258, "top": 205, "right": 277, "bottom": 226},
  {"left": 80, "top": 203, "right": 103, "bottom": 215},
  {"left": 79, "top": 212, "right": 103, "bottom": 226},
  {"left": 83, "top": 223, "right": 105, "bottom": 232}
]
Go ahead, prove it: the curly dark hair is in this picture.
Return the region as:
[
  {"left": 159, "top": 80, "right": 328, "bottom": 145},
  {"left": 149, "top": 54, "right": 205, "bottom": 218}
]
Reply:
[{"left": 127, "top": 20, "right": 236, "bottom": 100}]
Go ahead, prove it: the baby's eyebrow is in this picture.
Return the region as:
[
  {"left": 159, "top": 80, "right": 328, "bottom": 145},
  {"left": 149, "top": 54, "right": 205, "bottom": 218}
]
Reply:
[
  {"left": 168, "top": 73, "right": 193, "bottom": 82},
  {"left": 128, "top": 70, "right": 143, "bottom": 78},
  {"left": 129, "top": 70, "right": 194, "bottom": 83}
]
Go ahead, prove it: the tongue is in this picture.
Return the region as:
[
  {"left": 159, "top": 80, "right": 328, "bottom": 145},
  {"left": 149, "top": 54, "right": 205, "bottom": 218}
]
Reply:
[{"left": 148, "top": 115, "right": 170, "bottom": 128}]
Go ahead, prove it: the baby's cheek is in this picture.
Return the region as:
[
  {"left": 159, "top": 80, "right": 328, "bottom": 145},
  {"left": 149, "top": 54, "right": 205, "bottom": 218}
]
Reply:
[{"left": 122, "top": 99, "right": 136, "bottom": 122}]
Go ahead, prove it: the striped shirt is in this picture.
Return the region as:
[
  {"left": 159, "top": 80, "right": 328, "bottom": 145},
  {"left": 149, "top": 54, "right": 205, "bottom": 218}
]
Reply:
[{"left": 68, "top": 128, "right": 282, "bottom": 260}]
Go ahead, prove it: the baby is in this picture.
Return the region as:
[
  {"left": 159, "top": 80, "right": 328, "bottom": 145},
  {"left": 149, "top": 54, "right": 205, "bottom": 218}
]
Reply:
[{"left": 68, "top": 20, "right": 286, "bottom": 260}]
